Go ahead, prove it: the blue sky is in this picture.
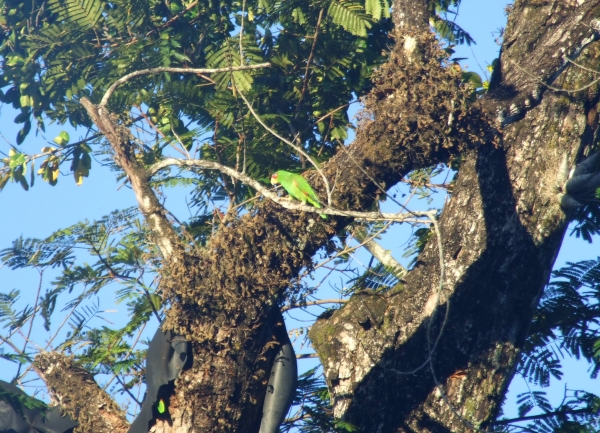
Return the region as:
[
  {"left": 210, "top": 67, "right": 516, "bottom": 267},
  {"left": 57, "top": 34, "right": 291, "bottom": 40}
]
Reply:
[{"left": 1, "top": 0, "right": 598, "bottom": 426}]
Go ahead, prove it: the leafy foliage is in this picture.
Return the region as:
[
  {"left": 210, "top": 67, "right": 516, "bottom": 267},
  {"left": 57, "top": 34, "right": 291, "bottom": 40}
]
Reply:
[
  {"left": 0, "top": 208, "right": 159, "bottom": 389},
  {"left": 495, "top": 257, "right": 600, "bottom": 432},
  {"left": 429, "top": 0, "right": 474, "bottom": 46},
  {"left": 344, "top": 262, "right": 402, "bottom": 294},
  {"left": 282, "top": 367, "right": 358, "bottom": 432},
  {"left": 570, "top": 204, "right": 600, "bottom": 242},
  {"left": 5, "top": 0, "right": 591, "bottom": 431}
]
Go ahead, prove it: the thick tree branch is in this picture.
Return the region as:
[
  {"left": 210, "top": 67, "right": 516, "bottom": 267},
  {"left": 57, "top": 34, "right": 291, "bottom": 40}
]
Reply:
[
  {"left": 392, "top": 0, "right": 429, "bottom": 31},
  {"left": 80, "top": 98, "right": 181, "bottom": 261},
  {"left": 72, "top": 3, "right": 600, "bottom": 432},
  {"left": 481, "top": 0, "right": 600, "bottom": 125},
  {"left": 307, "top": 3, "right": 600, "bottom": 433},
  {"left": 35, "top": 352, "right": 129, "bottom": 433}
]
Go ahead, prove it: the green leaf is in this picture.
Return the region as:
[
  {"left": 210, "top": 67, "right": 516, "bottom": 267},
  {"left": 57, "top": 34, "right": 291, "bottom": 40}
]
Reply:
[
  {"left": 462, "top": 71, "right": 483, "bottom": 88},
  {"left": 16, "top": 120, "right": 31, "bottom": 145},
  {"left": 14, "top": 111, "right": 30, "bottom": 124},
  {"left": 291, "top": 7, "right": 306, "bottom": 24},
  {"left": 5, "top": 54, "right": 25, "bottom": 67},
  {"left": 53, "top": 131, "right": 71, "bottom": 146},
  {"left": 19, "top": 95, "right": 32, "bottom": 108},
  {"left": 46, "top": 0, "right": 105, "bottom": 29},
  {"left": 365, "top": 0, "right": 390, "bottom": 20},
  {"left": 9, "top": 153, "right": 26, "bottom": 169}
]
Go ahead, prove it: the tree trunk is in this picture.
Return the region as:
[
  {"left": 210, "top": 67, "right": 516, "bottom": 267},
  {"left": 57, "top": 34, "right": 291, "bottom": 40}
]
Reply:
[
  {"left": 51, "top": 1, "right": 600, "bottom": 433},
  {"left": 310, "top": 1, "right": 600, "bottom": 431}
]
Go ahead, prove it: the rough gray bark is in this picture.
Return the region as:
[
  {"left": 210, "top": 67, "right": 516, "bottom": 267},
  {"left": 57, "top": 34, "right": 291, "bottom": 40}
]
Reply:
[
  {"left": 392, "top": 0, "right": 429, "bottom": 31},
  {"left": 310, "top": 1, "right": 600, "bottom": 432}
]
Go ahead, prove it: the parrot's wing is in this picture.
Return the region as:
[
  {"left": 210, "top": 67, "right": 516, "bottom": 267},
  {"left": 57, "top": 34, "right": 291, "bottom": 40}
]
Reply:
[
  {"left": 280, "top": 178, "right": 303, "bottom": 203},
  {"left": 292, "top": 177, "right": 321, "bottom": 208}
]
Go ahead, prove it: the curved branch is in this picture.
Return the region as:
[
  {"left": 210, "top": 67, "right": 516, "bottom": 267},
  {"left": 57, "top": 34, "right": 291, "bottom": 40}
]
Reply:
[
  {"left": 100, "top": 63, "right": 271, "bottom": 107},
  {"left": 148, "top": 158, "right": 435, "bottom": 222}
]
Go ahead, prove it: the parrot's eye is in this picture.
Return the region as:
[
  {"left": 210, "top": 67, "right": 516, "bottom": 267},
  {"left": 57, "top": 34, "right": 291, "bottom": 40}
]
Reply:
[{"left": 272, "top": 173, "right": 278, "bottom": 179}]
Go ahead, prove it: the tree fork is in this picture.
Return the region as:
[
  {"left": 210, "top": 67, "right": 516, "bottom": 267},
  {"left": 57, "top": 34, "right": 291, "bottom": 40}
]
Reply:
[
  {"left": 71, "top": 26, "right": 490, "bottom": 433},
  {"left": 309, "top": 1, "right": 600, "bottom": 431},
  {"left": 65, "top": 2, "right": 600, "bottom": 432}
]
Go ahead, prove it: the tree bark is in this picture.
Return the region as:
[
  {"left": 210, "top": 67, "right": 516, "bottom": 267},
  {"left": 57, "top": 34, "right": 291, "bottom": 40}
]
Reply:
[
  {"left": 35, "top": 352, "right": 129, "bottom": 433},
  {"left": 53, "top": 1, "right": 600, "bottom": 433},
  {"left": 310, "top": 1, "right": 600, "bottom": 432},
  {"left": 392, "top": 0, "right": 429, "bottom": 31}
]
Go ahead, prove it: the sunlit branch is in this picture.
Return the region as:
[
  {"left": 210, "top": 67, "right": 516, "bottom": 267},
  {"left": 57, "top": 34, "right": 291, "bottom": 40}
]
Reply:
[
  {"left": 148, "top": 158, "right": 436, "bottom": 222},
  {"left": 100, "top": 64, "right": 271, "bottom": 107},
  {"left": 352, "top": 226, "right": 407, "bottom": 275}
]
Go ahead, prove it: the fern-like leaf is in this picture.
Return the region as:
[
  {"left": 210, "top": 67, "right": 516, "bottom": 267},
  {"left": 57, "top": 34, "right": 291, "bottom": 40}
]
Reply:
[
  {"left": 47, "top": 0, "right": 105, "bottom": 29},
  {"left": 365, "top": 0, "right": 390, "bottom": 20},
  {"left": 328, "top": 1, "right": 373, "bottom": 37}
]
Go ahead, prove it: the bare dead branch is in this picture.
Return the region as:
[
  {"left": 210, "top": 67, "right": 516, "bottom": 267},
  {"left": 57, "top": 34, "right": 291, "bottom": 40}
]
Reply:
[
  {"left": 100, "top": 63, "right": 271, "bottom": 107},
  {"left": 352, "top": 227, "right": 407, "bottom": 275}
]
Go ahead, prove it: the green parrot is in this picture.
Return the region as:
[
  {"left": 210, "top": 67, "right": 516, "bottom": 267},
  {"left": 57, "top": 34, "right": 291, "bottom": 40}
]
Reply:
[
  {"left": 271, "top": 170, "right": 326, "bottom": 219},
  {"left": 157, "top": 399, "right": 166, "bottom": 414}
]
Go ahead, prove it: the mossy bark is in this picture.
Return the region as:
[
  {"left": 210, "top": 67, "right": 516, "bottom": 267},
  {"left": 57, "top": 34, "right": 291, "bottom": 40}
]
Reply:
[
  {"left": 35, "top": 352, "right": 129, "bottom": 433},
  {"left": 310, "top": 1, "right": 600, "bottom": 432}
]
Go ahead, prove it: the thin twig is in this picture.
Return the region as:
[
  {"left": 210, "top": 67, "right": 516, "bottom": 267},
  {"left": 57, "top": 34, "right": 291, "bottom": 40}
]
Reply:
[
  {"left": 15, "top": 268, "right": 44, "bottom": 379},
  {"left": 170, "top": 124, "right": 192, "bottom": 160},
  {"left": 510, "top": 59, "right": 600, "bottom": 94},
  {"left": 239, "top": 0, "right": 246, "bottom": 66},
  {"left": 100, "top": 64, "right": 271, "bottom": 107},
  {"left": 565, "top": 57, "right": 600, "bottom": 75},
  {"left": 281, "top": 299, "right": 347, "bottom": 312},
  {"left": 236, "top": 89, "right": 333, "bottom": 205},
  {"left": 338, "top": 143, "right": 417, "bottom": 215},
  {"left": 295, "top": 8, "right": 325, "bottom": 118},
  {"left": 302, "top": 220, "right": 395, "bottom": 278},
  {"left": 492, "top": 408, "right": 596, "bottom": 425},
  {"left": 160, "top": 0, "right": 198, "bottom": 29}
]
